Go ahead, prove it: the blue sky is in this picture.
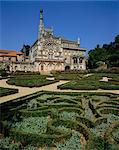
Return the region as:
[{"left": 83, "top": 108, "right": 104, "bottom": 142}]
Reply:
[{"left": 0, "top": 1, "right": 119, "bottom": 53}]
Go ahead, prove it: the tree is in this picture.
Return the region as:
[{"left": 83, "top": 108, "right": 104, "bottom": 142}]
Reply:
[
  {"left": 21, "top": 45, "right": 30, "bottom": 56},
  {"left": 88, "top": 35, "right": 119, "bottom": 69}
]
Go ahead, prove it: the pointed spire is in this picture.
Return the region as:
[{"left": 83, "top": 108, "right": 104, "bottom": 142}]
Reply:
[
  {"left": 77, "top": 37, "right": 80, "bottom": 45},
  {"left": 38, "top": 9, "right": 44, "bottom": 39},
  {"left": 40, "top": 9, "right": 43, "bottom": 20}
]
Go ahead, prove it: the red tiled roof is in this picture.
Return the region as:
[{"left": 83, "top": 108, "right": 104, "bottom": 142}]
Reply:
[
  {"left": 0, "top": 50, "right": 16, "bottom": 53},
  {"left": 0, "top": 49, "right": 23, "bottom": 57}
]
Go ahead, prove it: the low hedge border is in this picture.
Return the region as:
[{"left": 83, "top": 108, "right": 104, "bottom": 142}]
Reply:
[
  {"left": 97, "top": 100, "right": 119, "bottom": 107},
  {"left": 7, "top": 79, "right": 59, "bottom": 88},
  {"left": 9, "top": 128, "right": 71, "bottom": 147},
  {"left": 0, "top": 91, "right": 45, "bottom": 121},
  {"left": 76, "top": 116, "right": 95, "bottom": 128},
  {"left": 94, "top": 116, "right": 108, "bottom": 126},
  {"left": 19, "top": 106, "right": 83, "bottom": 118},
  {"left": 50, "top": 118, "right": 90, "bottom": 141},
  {"left": 47, "top": 119, "right": 72, "bottom": 136},
  {"left": 98, "top": 107, "right": 119, "bottom": 116},
  {"left": 0, "top": 87, "right": 18, "bottom": 97},
  {"left": 19, "top": 109, "right": 51, "bottom": 117},
  {"left": 96, "top": 104, "right": 119, "bottom": 110},
  {"left": 41, "top": 91, "right": 118, "bottom": 97},
  {"left": 58, "top": 107, "right": 83, "bottom": 115},
  {"left": 50, "top": 97, "right": 81, "bottom": 105}
]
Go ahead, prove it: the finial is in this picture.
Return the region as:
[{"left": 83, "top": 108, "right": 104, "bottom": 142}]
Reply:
[
  {"left": 77, "top": 37, "right": 80, "bottom": 45},
  {"left": 40, "top": 9, "right": 43, "bottom": 19},
  {"left": 40, "top": 9, "right": 43, "bottom": 13}
]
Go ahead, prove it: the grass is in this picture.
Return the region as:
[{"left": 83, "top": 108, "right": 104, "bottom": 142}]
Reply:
[
  {"left": 7, "top": 74, "right": 59, "bottom": 87},
  {"left": 0, "top": 87, "right": 18, "bottom": 97}
]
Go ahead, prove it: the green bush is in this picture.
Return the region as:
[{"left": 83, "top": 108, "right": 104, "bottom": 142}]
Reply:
[
  {"left": 0, "top": 87, "right": 18, "bottom": 97},
  {"left": 86, "top": 134, "right": 109, "bottom": 150},
  {"left": 0, "top": 69, "right": 8, "bottom": 77},
  {"left": 0, "top": 137, "right": 20, "bottom": 150}
]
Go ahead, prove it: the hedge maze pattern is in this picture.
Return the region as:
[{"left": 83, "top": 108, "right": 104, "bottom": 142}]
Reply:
[{"left": 1, "top": 92, "right": 119, "bottom": 149}]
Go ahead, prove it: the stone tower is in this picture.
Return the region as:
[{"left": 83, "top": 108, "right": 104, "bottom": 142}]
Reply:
[{"left": 38, "top": 9, "right": 44, "bottom": 39}]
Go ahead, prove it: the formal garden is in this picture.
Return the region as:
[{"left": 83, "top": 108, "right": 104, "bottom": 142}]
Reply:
[
  {"left": 0, "top": 87, "right": 18, "bottom": 97},
  {"left": 6, "top": 74, "right": 58, "bottom": 88},
  {"left": 0, "top": 91, "right": 119, "bottom": 150},
  {"left": 54, "top": 72, "right": 119, "bottom": 90},
  {"left": 3, "top": 70, "right": 119, "bottom": 91}
]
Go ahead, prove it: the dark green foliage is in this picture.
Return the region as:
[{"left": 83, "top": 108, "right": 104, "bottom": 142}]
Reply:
[
  {"left": 7, "top": 74, "right": 58, "bottom": 87},
  {"left": 20, "top": 44, "right": 30, "bottom": 56},
  {"left": 86, "top": 134, "right": 111, "bottom": 150},
  {"left": 52, "top": 71, "right": 85, "bottom": 80},
  {"left": 0, "top": 91, "right": 119, "bottom": 149},
  {"left": 58, "top": 73, "right": 119, "bottom": 90},
  {"left": 0, "top": 87, "right": 18, "bottom": 97},
  {"left": 88, "top": 35, "right": 119, "bottom": 68},
  {"left": 0, "top": 69, "right": 8, "bottom": 77},
  {"left": 0, "top": 137, "right": 21, "bottom": 150}
]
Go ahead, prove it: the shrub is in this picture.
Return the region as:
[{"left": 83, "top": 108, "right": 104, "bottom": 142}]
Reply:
[
  {"left": 11, "top": 117, "right": 49, "bottom": 134},
  {"left": 0, "top": 87, "right": 18, "bottom": 97},
  {"left": 0, "top": 137, "right": 20, "bottom": 150},
  {"left": 86, "top": 134, "right": 109, "bottom": 150},
  {"left": 56, "top": 132, "right": 82, "bottom": 150}
]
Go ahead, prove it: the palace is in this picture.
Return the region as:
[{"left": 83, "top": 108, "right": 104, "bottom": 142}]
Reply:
[{"left": 0, "top": 10, "right": 87, "bottom": 73}]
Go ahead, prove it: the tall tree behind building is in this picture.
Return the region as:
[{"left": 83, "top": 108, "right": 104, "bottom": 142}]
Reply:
[{"left": 88, "top": 35, "right": 119, "bottom": 69}]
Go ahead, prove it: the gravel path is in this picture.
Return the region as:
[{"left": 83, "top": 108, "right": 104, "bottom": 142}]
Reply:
[{"left": 0, "top": 79, "right": 119, "bottom": 104}]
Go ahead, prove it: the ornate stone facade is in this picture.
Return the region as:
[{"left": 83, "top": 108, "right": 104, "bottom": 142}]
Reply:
[{"left": 0, "top": 10, "right": 86, "bottom": 73}]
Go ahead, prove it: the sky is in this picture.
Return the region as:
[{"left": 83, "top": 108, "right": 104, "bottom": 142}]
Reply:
[{"left": 0, "top": 0, "right": 119, "bottom": 54}]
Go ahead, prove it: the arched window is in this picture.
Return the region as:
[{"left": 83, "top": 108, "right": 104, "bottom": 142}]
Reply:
[
  {"left": 41, "top": 65, "right": 44, "bottom": 71},
  {"left": 79, "top": 58, "right": 83, "bottom": 63},
  {"left": 73, "top": 57, "right": 77, "bottom": 64}
]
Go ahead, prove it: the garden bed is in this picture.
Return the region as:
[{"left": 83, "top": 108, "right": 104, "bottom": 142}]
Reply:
[
  {"left": 7, "top": 74, "right": 59, "bottom": 87},
  {"left": 0, "top": 87, "right": 18, "bottom": 97},
  {"left": 57, "top": 73, "right": 119, "bottom": 90},
  {"left": 0, "top": 91, "right": 119, "bottom": 149}
]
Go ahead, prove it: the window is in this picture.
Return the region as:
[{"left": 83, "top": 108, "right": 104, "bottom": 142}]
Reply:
[
  {"left": 73, "top": 57, "right": 77, "bottom": 64},
  {"left": 41, "top": 65, "right": 44, "bottom": 71},
  {"left": 79, "top": 58, "right": 83, "bottom": 63}
]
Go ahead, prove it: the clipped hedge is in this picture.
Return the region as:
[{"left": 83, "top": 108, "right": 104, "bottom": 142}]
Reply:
[
  {"left": 19, "top": 109, "right": 51, "bottom": 117},
  {"left": 50, "top": 119, "right": 90, "bottom": 140},
  {"left": 9, "top": 128, "right": 70, "bottom": 147},
  {"left": 76, "top": 116, "right": 95, "bottom": 128},
  {"left": 0, "top": 87, "right": 18, "bottom": 97},
  {"left": 94, "top": 116, "right": 108, "bottom": 126},
  {"left": 58, "top": 107, "right": 83, "bottom": 115},
  {"left": 98, "top": 108, "right": 119, "bottom": 116},
  {"left": 7, "top": 74, "right": 59, "bottom": 87},
  {"left": 96, "top": 104, "right": 119, "bottom": 110}
]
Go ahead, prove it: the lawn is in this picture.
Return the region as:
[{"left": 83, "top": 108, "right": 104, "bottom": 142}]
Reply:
[
  {"left": 0, "top": 87, "right": 18, "bottom": 97},
  {"left": 7, "top": 75, "right": 59, "bottom": 87},
  {"left": 0, "top": 91, "right": 119, "bottom": 149}
]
